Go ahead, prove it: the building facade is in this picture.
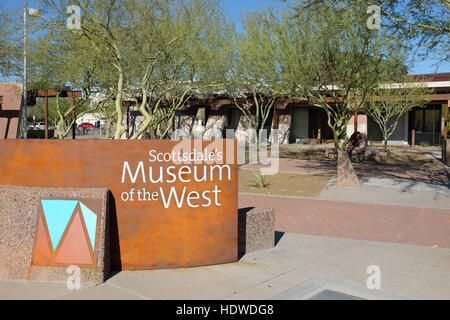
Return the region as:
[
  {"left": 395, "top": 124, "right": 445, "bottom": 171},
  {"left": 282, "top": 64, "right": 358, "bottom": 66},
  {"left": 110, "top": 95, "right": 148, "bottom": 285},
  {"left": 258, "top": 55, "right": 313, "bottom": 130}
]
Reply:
[{"left": 156, "top": 73, "right": 449, "bottom": 147}]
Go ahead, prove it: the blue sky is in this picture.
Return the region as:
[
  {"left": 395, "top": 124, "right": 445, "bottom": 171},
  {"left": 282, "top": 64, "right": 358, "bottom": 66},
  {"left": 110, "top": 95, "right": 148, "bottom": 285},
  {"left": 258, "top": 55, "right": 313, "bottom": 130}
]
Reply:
[
  {"left": 2, "top": 0, "right": 449, "bottom": 74},
  {"left": 221, "top": 0, "right": 280, "bottom": 16}
]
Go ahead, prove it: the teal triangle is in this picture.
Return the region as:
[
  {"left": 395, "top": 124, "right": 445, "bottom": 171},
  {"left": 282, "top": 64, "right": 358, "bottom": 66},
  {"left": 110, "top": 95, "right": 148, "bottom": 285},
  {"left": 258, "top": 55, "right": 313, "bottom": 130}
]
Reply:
[
  {"left": 41, "top": 200, "right": 78, "bottom": 251},
  {"left": 80, "top": 202, "right": 97, "bottom": 251}
]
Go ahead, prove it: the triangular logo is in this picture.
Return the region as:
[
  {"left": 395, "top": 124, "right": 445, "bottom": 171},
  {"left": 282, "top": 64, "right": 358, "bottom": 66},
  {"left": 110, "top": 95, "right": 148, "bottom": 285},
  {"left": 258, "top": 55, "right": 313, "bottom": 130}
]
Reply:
[
  {"left": 79, "top": 202, "right": 98, "bottom": 251},
  {"left": 32, "top": 214, "right": 53, "bottom": 265},
  {"left": 54, "top": 211, "right": 93, "bottom": 265},
  {"left": 41, "top": 200, "right": 78, "bottom": 251}
]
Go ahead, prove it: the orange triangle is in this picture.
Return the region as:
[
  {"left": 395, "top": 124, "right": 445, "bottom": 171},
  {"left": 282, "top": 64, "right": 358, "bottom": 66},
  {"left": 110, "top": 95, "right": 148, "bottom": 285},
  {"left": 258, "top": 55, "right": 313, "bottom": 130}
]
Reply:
[
  {"left": 32, "top": 247, "right": 52, "bottom": 266},
  {"left": 54, "top": 211, "right": 93, "bottom": 265},
  {"left": 33, "top": 214, "right": 52, "bottom": 264}
]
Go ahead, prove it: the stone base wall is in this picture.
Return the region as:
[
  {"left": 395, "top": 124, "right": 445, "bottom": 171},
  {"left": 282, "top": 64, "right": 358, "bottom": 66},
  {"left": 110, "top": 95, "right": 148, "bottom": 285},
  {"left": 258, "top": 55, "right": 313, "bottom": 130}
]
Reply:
[
  {"left": 0, "top": 186, "right": 110, "bottom": 285},
  {"left": 238, "top": 208, "right": 275, "bottom": 255}
]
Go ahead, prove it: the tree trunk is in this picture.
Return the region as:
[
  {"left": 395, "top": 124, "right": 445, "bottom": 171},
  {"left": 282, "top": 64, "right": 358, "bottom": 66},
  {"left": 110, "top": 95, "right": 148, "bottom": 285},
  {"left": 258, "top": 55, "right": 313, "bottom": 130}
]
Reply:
[
  {"left": 113, "top": 68, "right": 125, "bottom": 139},
  {"left": 56, "top": 118, "right": 67, "bottom": 140},
  {"left": 383, "top": 136, "right": 391, "bottom": 159},
  {"left": 105, "top": 119, "right": 112, "bottom": 139},
  {"left": 337, "top": 151, "right": 360, "bottom": 187},
  {"left": 149, "top": 125, "right": 157, "bottom": 139}
]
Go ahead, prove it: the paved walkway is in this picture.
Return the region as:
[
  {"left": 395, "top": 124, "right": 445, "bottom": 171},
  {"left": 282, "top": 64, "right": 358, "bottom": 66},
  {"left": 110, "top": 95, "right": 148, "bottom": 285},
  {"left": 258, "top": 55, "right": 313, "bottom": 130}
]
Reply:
[
  {"left": 1, "top": 233, "right": 449, "bottom": 300},
  {"left": 241, "top": 155, "right": 450, "bottom": 248},
  {"left": 239, "top": 193, "right": 450, "bottom": 249}
]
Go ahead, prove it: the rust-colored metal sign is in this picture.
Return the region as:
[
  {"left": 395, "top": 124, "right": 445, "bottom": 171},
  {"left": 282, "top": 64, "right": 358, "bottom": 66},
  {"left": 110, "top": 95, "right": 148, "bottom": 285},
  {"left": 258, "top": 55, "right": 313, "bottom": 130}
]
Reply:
[{"left": 0, "top": 139, "right": 238, "bottom": 270}]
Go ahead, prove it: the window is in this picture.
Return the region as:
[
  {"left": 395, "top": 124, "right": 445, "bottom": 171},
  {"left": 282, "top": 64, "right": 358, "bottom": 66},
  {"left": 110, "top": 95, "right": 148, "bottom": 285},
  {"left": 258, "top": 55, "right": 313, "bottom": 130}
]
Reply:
[
  {"left": 424, "top": 108, "right": 440, "bottom": 133},
  {"left": 414, "top": 107, "right": 440, "bottom": 133},
  {"left": 414, "top": 110, "right": 424, "bottom": 131}
]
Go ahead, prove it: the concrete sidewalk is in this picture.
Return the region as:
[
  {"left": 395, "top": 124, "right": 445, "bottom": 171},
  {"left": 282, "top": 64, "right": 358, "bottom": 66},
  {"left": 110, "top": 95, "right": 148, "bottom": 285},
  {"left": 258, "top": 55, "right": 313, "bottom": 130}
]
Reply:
[{"left": 1, "top": 233, "right": 449, "bottom": 300}]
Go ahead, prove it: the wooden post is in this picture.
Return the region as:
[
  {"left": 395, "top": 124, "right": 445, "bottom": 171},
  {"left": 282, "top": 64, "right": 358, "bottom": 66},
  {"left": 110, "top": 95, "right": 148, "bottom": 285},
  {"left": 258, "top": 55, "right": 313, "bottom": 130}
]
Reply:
[
  {"left": 72, "top": 96, "right": 76, "bottom": 140},
  {"left": 443, "top": 102, "right": 448, "bottom": 164},
  {"left": 444, "top": 102, "right": 448, "bottom": 141},
  {"left": 317, "top": 109, "right": 321, "bottom": 144},
  {"left": 44, "top": 95, "right": 48, "bottom": 139},
  {"left": 354, "top": 112, "right": 358, "bottom": 133},
  {"left": 172, "top": 108, "right": 176, "bottom": 130},
  {"left": 273, "top": 106, "right": 278, "bottom": 130},
  {"left": 411, "top": 129, "right": 415, "bottom": 148},
  {"left": 126, "top": 107, "right": 130, "bottom": 139},
  {"left": 122, "top": 101, "right": 135, "bottom": 139},
  {"left": 67, "top": 91, "right": 82, "bottom": 139}
]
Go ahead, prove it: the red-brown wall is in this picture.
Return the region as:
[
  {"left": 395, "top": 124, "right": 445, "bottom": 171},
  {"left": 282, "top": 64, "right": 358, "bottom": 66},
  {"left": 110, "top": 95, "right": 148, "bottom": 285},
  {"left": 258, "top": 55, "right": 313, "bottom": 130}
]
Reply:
[{"left": 0, "top": 82, "right": 23, "bottom": 139}]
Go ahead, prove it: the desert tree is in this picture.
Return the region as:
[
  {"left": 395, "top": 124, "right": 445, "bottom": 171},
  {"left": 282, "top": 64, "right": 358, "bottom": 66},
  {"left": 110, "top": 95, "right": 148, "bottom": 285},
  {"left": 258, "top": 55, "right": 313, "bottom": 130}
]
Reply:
[
  {"left": 276, "top": 0, "right": 406, "bottom": 151},
  {"left": 225, "top": 10, "right": 284, "bottom": 147},
  {"left": 40, "top": 0, "right": 229, "bottom": 140},
  {"left": 297, "top": 0, "right": 449, "bottom": 62},
  {"left": 94, "top": 97, "right": 117, "bottom": 139},
  {"left": 377, "top": 0, "right": 449, "bottom": 62},
  {"left": 26, "top": 17, "right": 114, "bottom": 138},
  {"left": 0, "top": 6, "right": 20, "bottom": 77},
  {"left": 365, "top": 75, "right": 434, "bottom": 152},
  {"left": 124, "top": 0, "right": 233, "bottom": 140},
  {"left": 378, "top": 0, "right": 449, "bottom": 32},
  {"left": 40, "top": 0, "right": 133, "bottom": 139}
]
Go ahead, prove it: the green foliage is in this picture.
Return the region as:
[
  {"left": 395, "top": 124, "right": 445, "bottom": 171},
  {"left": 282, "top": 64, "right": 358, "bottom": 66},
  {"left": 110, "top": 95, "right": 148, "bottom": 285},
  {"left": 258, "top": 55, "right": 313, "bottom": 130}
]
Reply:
[
  {"left": 2, "top": 0, "right": 445, "bottom": 145},
  {"left": 0, "top": 6, "right": 19, "bottom": 77},
  {"left": 221, "top": 10, "right": 284, "bottom": 145},
  {"left": 364, "top": 75, "right": 434, "bottom": 150},
  {"left": 27, "top": 97, "right": 90, "bottom": 126},
  {"left": 296, "top": 0, "right": 449, "bottom": 62},
  {"left": 123, "top": 0, "right": 231, "bottom": 139},
  {"left": 376, "top": 0, "right": 449, "bottom": 62},
  {"left": 36, "top": 0, "right": 232, "bottom": 139},
  {"left": 276, "top": 0, "right": 407, "bottom": 151},
  {"left": 27, "top": 97, "right": 70, "bottom": 124},
  {"left": 251, "top": 171, "right": 268, "bottom": 189}
]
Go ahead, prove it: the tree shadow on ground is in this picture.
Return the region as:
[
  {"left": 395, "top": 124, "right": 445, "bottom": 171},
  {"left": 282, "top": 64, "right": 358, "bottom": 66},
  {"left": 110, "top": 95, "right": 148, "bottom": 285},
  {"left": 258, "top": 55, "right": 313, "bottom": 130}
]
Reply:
[{"left": 353, "top": 162, "right": 450, "bottom": 189}]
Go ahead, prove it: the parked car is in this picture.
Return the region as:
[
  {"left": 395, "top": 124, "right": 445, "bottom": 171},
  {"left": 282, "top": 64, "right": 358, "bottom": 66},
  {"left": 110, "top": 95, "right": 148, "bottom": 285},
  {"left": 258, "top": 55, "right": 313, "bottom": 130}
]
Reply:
[{"left": 79, "top": 122, "right": 96, "bottom": 128}]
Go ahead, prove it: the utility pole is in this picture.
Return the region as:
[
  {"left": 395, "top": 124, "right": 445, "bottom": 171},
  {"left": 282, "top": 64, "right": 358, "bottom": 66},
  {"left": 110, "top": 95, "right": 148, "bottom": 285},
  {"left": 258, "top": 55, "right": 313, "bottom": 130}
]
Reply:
[
  {"left": 23, "top": 6, "right": 42, "bottom": 139},
  {"left": 23, "top": 7, "right": 27, "bottom": 139}
]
